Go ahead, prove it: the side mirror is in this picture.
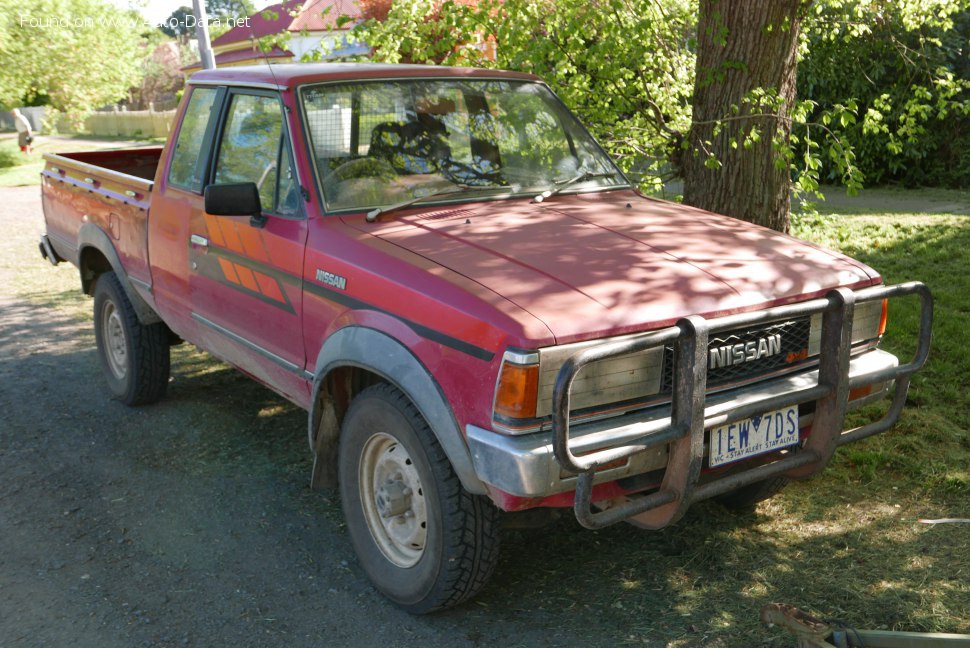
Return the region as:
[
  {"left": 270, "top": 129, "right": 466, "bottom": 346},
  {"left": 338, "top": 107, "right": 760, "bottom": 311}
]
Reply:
[{"left": 204, "top": 182, "right": 267, "bottom": 229}]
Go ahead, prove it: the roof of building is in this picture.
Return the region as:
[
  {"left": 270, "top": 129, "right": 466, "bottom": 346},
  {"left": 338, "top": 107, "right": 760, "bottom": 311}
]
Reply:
[
  {"left": 213, "top": 45, "right": 291, "bottom": 65},
  {"left": 181, "top": 45, "right": 291, "bottom": 73},
  {"left": 211, "top": 0, "right": 362, "bottom": 47}
]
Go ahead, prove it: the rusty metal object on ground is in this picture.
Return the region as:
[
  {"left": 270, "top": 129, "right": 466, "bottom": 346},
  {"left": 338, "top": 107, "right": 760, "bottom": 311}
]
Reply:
[
  {"left": 761, "top": 603, "right": 835, "bottom": 648},
  {"left": 761, "top": 603, "right": 970, "bottom": 648}
]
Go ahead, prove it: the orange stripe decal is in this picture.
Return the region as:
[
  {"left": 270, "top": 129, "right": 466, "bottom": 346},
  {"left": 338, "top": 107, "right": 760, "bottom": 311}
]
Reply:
[
  {"left": 218, "top": 258, "right": 240, "bottom": 284},
  {"left": 254, "top": 271, "right": 285, "bottom": 303},
  {"left": 233, "top": 263, "right": 260, "bottom": 292}
]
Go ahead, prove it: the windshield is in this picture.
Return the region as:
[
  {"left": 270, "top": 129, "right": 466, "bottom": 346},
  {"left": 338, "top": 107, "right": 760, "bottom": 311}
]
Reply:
[{"left": 300, "top": 79, "right": 626, "bottom": 212}]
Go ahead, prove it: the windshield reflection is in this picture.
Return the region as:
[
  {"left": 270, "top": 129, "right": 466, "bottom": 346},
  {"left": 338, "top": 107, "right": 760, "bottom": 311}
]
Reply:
[{"left": 301, "top": 79, "right": 626, "bottom": 212}]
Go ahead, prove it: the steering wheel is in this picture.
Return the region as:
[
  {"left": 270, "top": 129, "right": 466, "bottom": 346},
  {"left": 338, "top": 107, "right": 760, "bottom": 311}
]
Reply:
[{"left": 328, "top": 157, "right": 398, "bottom": 182}]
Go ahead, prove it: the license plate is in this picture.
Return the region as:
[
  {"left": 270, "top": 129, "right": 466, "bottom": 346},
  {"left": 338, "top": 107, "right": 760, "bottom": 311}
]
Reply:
[{"left": 708, "top": 406, "right": 800, "bottom": 467}]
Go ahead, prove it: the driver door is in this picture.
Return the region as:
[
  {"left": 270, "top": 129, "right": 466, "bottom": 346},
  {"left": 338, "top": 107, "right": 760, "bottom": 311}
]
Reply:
[{"left": 189, "top": 89, "right": 309, "bottom": 403}]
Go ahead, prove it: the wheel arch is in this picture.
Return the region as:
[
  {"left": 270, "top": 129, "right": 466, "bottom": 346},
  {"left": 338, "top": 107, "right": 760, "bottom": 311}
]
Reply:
[
  {"left": 77, "top": 223, "right": 161, "bottom": 325},
  {"left": 308, "top": 326, "right": 487, "bottom": 496}
]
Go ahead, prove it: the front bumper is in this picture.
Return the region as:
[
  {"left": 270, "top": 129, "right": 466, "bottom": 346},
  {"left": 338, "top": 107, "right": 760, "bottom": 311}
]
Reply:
[
  {"left": 468, "top": 282, "right": 933, "bottom": 529},
  {"left": 467, "top": 348, "right": 896, "bottom": 499}
]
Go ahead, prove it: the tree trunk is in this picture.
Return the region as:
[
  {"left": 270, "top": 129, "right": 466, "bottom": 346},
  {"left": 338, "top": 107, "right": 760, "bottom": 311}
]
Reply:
[{"left": 682, "top": 0, "right": 806, "bottom": 233}]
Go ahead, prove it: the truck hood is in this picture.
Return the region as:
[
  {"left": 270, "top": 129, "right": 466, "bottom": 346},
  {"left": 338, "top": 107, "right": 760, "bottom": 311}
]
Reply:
[{"left": 348, "top": 190, "right": 878, "bottom": 344}]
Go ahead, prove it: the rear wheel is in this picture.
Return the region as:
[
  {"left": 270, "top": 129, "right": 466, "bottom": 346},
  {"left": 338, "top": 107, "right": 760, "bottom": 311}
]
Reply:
[
  {"left": 338, "top": 384, "right": 500, "bottom": 613},
  {"left": 93, "top": 272, "right": 170, "bottom": 405}
]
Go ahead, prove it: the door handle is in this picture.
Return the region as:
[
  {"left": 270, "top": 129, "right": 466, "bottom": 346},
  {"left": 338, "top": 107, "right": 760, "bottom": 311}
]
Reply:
[{"left": 190, "top": 234, "right": 209, "bottom": 248}]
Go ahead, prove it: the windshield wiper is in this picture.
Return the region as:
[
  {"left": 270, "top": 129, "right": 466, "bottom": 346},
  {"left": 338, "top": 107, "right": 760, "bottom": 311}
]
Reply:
[
  {"left": 366, "top": 183, "right": 516, "bottom": 221},
  {"left": 532, "top": 170, "right": 622, "bottom": 203},
  {"left": 366, "top": 184, "right": 476, "bottom": 222}
]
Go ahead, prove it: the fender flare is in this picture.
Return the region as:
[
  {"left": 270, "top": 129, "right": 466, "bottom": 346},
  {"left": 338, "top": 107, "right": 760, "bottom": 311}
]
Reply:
[
  {"left": 308, "top": 326, "right": 487, "bottom": 496},
  {"left": 78, "top": 223, "right": 161, "bottom": 325}
]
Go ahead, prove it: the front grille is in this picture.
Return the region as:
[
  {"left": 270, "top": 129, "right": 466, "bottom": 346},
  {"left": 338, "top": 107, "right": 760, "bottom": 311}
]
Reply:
[{"left": 661, "top": 317, "right": 813, "bottom": 392}]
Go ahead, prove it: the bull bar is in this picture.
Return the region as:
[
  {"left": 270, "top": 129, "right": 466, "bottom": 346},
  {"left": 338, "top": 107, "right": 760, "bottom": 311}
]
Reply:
[{"left": 551, "top": 283, "right": 933, "bottom": 530}]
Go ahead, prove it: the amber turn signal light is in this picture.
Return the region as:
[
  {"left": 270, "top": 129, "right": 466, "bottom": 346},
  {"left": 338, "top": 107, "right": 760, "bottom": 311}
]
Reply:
[
  {"left": 878, "top": 298, "right": 888, "bottom": 336},
  {"left": 494, "top": 361, "right": 539, "bottom": 420},
  {"left": 848, "top": 384, "right": 873, "bottom": 401}
]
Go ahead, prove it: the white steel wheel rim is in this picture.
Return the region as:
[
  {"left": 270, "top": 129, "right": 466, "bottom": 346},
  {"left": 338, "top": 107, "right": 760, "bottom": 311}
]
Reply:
[
  {"left": 101, "top": 300, "right": 128, "bottom": 380},
  {"left": 358, "top": 432, "right": 428, "bottom": 568}
]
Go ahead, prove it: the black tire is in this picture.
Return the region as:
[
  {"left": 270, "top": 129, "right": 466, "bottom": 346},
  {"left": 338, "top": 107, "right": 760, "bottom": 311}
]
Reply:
[
  {"left": 715, "top": 476, "right": 789, "bottom": 509},
  {"left": 93, "top": 271, "right": 170, "bottom": 406},
  {"left": 338, "top": 383, "right": 500, "bottom": 613}
]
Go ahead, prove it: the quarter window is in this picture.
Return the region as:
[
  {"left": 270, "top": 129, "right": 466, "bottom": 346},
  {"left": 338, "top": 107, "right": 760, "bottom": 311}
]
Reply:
[{"left": 168, "top": 87, "right": 218, "bottom": 192}]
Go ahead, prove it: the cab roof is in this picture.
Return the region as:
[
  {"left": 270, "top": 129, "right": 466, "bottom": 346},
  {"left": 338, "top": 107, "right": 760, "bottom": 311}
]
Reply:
[{"left": 187, "top": 63, "right": 540, "bottom": 89}]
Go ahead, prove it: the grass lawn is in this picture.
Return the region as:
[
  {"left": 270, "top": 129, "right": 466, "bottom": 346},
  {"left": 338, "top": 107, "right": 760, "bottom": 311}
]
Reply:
[{"left": 764, "top": 211, "right": 967, "bottom": 638}]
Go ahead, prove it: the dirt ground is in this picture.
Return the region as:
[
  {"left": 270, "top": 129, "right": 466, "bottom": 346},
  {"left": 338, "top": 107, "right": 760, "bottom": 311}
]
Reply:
[{"left": 0, "top": 185, "right": 604, "bottom": 648}]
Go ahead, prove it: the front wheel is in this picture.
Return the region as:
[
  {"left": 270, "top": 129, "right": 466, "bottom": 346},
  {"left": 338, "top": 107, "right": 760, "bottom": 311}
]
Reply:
[
  {"left": 93, "top": 272, "right": 170, "bottom": 405},
  {"left": 338, "top": 384, "right": 500, "bottom": 613}
]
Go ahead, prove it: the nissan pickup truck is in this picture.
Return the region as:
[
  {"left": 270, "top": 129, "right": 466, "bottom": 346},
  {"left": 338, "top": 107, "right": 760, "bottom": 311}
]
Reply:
[{"left": 39, "top": 63, "right": 933, "bottom": 613}]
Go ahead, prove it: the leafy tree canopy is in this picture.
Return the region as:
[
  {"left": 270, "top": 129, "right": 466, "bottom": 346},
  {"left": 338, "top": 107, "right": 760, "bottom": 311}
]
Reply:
[
  {"left": 159, "top": 6, "right": 195, "bottom": 38},
  {"left": 798, "top": 0, "right": 970, "bottom": 188},
  {"left": 205, "top": 0, "right": 255, "bottom": 20},
  {"left": 0, "top": 0, "right": 144, "bottom": 114},
  {"left": 159, "top": 0, "right": 256, "bottom": 38}
]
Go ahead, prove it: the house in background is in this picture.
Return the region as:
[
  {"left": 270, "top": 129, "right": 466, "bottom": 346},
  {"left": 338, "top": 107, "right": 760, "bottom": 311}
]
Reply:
[{"left": 183, "top": 0, "right": 367, "bottom": 73}]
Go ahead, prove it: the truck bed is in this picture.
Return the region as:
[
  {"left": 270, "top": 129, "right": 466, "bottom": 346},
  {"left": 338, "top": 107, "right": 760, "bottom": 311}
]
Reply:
[
  {"left": 52, "top": 148, "right": 162, "bottom": 182},
  {"left": 41, "top": 147, "right": 162, "bottom": 294}
]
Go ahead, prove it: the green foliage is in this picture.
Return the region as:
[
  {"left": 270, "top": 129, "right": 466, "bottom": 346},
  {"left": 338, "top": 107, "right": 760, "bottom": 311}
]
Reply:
[
  {"left": 0, "top": 0, "right": 144, "bottom": 114},
  {"left": 159, "top": 6, "right": 194, "bottom": 38},
  {"left": 158, "top": 0, "right": 255, "bottom": 38},
  {"left": 349, "top": 0, "right": 481, "bottom": 66},
  {"left": 0, "top": 144, "right": 20, "bottom": 169},
  {"left": 205, "top": 0, "right": 254, "bottom": 20},
  {"left": 799, "top": 2, "right": 970, "bottom": 188}
]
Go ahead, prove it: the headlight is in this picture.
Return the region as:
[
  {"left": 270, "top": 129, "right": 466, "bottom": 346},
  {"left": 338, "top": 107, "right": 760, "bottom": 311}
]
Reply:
[
  {"left": 808, "top": 298, "right": 887, "bottom": 355},
  {"left": 493, "top": 336, "right": 665, "bottom": 435}
]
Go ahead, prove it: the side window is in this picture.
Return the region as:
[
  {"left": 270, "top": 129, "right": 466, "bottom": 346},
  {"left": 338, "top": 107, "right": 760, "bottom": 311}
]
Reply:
[
  {"left": 168, "top": 87, "right": 218, "bottom": 192},
  {"left": 213, "top": 93, "right": 296, "bottom": 215},
  {"left": 275, "top": 136, "right": 299, "bottom": 216}
]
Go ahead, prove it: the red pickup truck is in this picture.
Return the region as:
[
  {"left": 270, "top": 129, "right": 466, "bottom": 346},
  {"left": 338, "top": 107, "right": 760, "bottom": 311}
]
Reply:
[{"left": 39, "top": 63, "right": 932, "bottom": 613}]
